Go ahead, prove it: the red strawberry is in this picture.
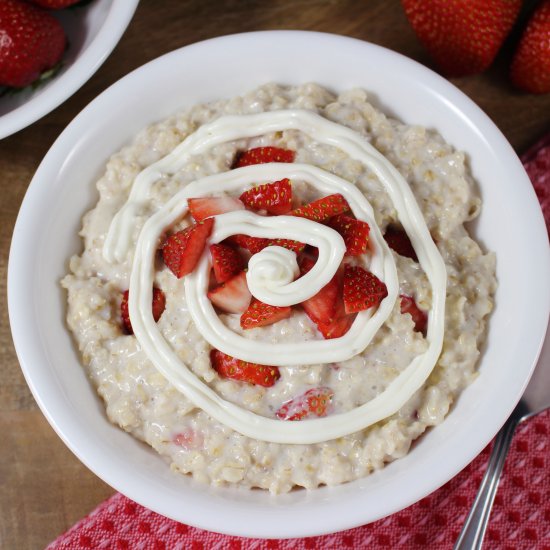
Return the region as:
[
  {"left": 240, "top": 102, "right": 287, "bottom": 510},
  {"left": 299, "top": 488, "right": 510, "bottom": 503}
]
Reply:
[
  {"left": 232, "top": 234, "right": 305, "bottom": 254},
  {"left": 210, "top": 243, "right": 245, "bottom": 283},
  {"left": 276, "top": 387, "right": 334, "bottom": 421},
  {"left": 299, "top": 257, "right": 340, "bottom": 324},
  {"left": 240, "top": 298, "right": 291, "bottom": 329},
  {"left": 207, "top": 271, "right": 251, "bottom": 313},
  {"left": 210, "top": 349, "right": 280, "bottom": 387},
  {"left": 327, "top": 214, "right": 370, "bottom": 256},
  {"left": 187, "top": 196, "right": 244, "bottom": 222},
  {"left": 28, "top": 0, "right": 80, "bottom": 8},
  {"left": 121, "top": 287, "right": 166, "bottom": 335},
  {"left": 383, "top": 226, "right": 418, "bottom": 261},
  {"left": 291, "top": 193, "right": 350, "bottom": 222},
  {"left": 233, "top": 146, "right": 295, "bottom": 167},
  {"left": 343, "top": 264, "right": 388, "bottom": 314},
  {"left": 400, "top": 294, "right": 428, "bottom": 334},
  {"left": 401, "top": 0, "right": 522, "bottom": 76},
  {"left": 162, "top": 218, "right": 214, "bottom": 278},
  {"left": 510, "top": 1, "right": 550, "bottom": 94},
  {"left": 0, "top": 0, "right": 66, "bottom": 88},
  {"left": 240, "top": 178, "right": 293, "bottom": 215},
  {"left": 315, "top": 310, "right": 355, "bottom": 339}
]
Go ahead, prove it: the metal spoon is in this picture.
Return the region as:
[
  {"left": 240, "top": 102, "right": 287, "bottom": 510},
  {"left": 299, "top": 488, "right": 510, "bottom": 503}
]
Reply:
[{"left": 454, "top": 323, "right": 550, "bottom": 550}]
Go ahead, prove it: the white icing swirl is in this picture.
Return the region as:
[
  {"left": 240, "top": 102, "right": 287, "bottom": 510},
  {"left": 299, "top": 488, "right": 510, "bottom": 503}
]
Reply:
[
  {"left": 106, "top": 109, "right": 447, "bottom": 444},
  {"left": 246, "top": 246, "right": 300, "bottom": 305}
]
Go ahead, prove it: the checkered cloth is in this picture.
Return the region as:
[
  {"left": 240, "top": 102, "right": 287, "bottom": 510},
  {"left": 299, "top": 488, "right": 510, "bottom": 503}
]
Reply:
[{"left": 48, "top": 134, "right": 550, "bottom": 550}]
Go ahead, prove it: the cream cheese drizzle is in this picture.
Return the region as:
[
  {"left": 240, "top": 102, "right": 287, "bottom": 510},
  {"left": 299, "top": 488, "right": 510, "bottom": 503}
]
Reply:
[{"left": 111, "top": 109, "right": 446, "bottom": 444}]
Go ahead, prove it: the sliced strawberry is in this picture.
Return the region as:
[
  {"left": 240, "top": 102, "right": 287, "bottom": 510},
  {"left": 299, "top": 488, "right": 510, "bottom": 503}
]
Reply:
[
  {"left": 233, "top": 235, "right": 305, "bottom": 255},
  {"left": 300, "top": 258, "right": 340, "bottom": 324},
  {"left": 327, "top": 214, "right": 370, "bottom": 256},
  {"left": 162, "top": 218, "right": 214, "bottom": 278},
  {"left": 240, "top": 298, "right": 291, "bottom": 329},
  {"left": 291, "top": 193, "right": 350, "bottom": 222},
  {"left": 210, "top": 349, "right": 280, "bottom": 387},
  {"left": 383, "top": 225, "right": 418, "bottom": 261},
  {"left": 187, "top": 196, "right": 244, "bottom": 222},
  {"left": 276, "top": 387, "right": 334, "bottom": 421},
  {"left": 315, "top": 312, "right": 355, "bottom": 339},
  {"left": 400, "top": 294, "right": 428, "bottom": 334},
  {"left": 121, "top": 287, "right": 166, "bottom": 335},
  {"left": 210, "top": 243, "right": 245, "bottom": 283},
  {"left": 240, "top": 178, "right": 292, "bottom": 215},
  {"left": 233, "top": 146, "right": 295, "bottom": 168},
  {"left": 343, "top": 264, "right": 388, "bottom": 314},
  {"left": 207, "top": 271, "right": 251, "bottom": 313}
]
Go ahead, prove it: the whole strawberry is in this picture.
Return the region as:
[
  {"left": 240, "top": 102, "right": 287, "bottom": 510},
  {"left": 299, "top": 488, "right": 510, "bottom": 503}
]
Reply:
[
  {"left": 402, "top": 0, "right": 522, "bottom": 76},
  {"left": 29, "top": 0, "right": 81, "bottom": 8},
  {"left": 0, "top": 0, "right": 66, "bottom": 88},
  {"left": 510, "top": 0, "right": 550, "bottom": 93}
]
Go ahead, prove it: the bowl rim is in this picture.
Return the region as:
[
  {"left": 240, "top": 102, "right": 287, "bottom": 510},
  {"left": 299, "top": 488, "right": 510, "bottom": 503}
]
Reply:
[
  {"left": 0, "top": 0, "right": 139, "bottom": 140},
  {"left": 8, "top": 30, "right": 550, "bottom": 538}
]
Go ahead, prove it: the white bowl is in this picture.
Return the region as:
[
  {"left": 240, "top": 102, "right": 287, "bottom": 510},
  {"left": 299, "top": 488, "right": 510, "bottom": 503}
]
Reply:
[
  {"left": 8, "top": 31, "right": 550, "bottom": 538},
  {"left": 0, "top": 0, "right": 139, "bottom": 139}
]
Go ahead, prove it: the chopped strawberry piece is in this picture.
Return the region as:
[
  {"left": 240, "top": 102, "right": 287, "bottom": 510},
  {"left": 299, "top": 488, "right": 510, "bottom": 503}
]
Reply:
[
  {"left": 162, "top": 218, "right": 214, "bottom": 278},
  {"left": 240, "top": 298, "right": 291, "bottom": 329},
  {"left": 343, "top": 264, "right": 388, "bottom": 314},
  {"left": 327, "top": 214, "right": 370, "bottom": 256},
  {"left": 187, "top": 196, "right": 244, "bottom": 222},
  {"left": 383, "top": 225, "right": 418, "bottom": 261},
  {"left": 233, "top": 234, "right": 305, "bottom": 254},
  {"left": 210, "top": 243, "right": 245, "bottom": 283},
  {"left": 400, "top": 294, "right": 428, "bottom": 334},
  {"left": 276, "top": 387, "right": 334, "bottom": 421},
  {"left": 300, "top": 257, "right": 340, "bottom": 324},
  {"left": 240, "top": 178, "right": 292, "bottom": 215},
  {"left": 291, "top": 193, "right": 350, "bottom": 222},
  {"left": 315, "top": 313, "right": 355, "bottom": 339},
  {"left": 121, "top": 287, "right": 165, "bottom": 335},
  {"left": 210, "top": 349, "right": 280, "bottom": 387},
  {"left": 207, "top": 271, "right": 251, "bottom": 313},
  {"left": 233, "top": 146, "right": 295, "bottom": 168},
  {"left": 172, "top": 428, "right": 203, "bottom": 449}
]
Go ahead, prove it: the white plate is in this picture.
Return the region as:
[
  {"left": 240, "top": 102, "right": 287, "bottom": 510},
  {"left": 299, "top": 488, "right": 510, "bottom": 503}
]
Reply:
[
  {"left": 0, "top": 0, "right": 139, "bottom": 139},
  {"left": 8, "top": 31, "right": 550, "bottom": 538}
]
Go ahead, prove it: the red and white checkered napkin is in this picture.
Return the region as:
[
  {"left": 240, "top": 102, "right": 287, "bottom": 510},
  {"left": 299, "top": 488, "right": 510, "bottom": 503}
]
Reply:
[{"left": 48, "top": 136, "right": 550, "bottom": 550}]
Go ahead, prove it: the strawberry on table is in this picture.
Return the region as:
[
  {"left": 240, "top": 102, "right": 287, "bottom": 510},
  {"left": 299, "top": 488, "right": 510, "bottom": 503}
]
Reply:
[
  {"left": 327, "top": 214, "right": 370, "bottom": 256},
  {"left": 510, "top": 0, "right": 550, "bottom": 94},
  {"left": 343, "top": 264, "right": 388, "bottom": 314},
  {"left": 162, "top": 218, "right": 214, "bottom": 278},
  {"left": 276, "top": 387, "right": 334, "bottom": 421},
  {"left": 383, "top": 225, "right": 418, "bottom": 261},
  {"left": 233, "top": 146, "right": 295, "bottom": 168},
  {"left": 210, "top": 243, "right": 245, "bottom": 283},
  {"left": 207, "top": 271, "right": 252, "bottom": 313},
  {"left": 240, "top": 178, "right": 292, "bottom": 215},
  {"left": 0, "top": 0, "right": 66, "bottom": 88},
  {"left": 187, "top": 196, "right": 244, "bottom": 222},
  {"left": 210, "top": 349, "right": 280, "bottom": 387},
  {"left": 28, "top": 0, "right": 81, "bottom": 8},
  {"left": 401, "top": 0, "right": 522, "bottom": 76},
  {"left": 291, "top": 193, "right": 350, "bottom": 222},
  {"left": 121, "top": 287, "right": 166, "bottom": 335},
  {"left": 240, "top": 298, "right": 291, "bottom": 329},
  {"left": 400, "top": 294, "right": 428, "bottom": 334}
]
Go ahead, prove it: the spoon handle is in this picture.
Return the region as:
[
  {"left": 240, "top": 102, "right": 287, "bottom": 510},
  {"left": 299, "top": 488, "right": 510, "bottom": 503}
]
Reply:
[{"left": 454, "top": 408, "right": 522, "bottom": 550}]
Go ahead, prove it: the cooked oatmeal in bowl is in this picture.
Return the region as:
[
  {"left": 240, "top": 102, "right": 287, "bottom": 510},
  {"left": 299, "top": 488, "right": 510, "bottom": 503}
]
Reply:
[{"left": 61, "top": 82, "right": 497, "bottom": 494}]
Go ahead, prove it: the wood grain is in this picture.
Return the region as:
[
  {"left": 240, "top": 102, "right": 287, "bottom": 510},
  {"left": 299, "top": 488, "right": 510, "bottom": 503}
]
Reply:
[{"left": 1, "top": 1, "right": 548, "bottom": 547}]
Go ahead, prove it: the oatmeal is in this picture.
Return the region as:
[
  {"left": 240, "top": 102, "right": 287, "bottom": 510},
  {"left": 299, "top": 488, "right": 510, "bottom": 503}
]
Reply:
[{"left": 62, "top": 83, "right": 496, "bottom": 493}]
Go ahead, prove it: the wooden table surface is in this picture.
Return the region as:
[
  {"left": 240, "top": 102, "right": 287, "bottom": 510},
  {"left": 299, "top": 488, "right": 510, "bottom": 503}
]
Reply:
[{"left": 1, "top": 1, "right": 548, "bottom": 548}]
